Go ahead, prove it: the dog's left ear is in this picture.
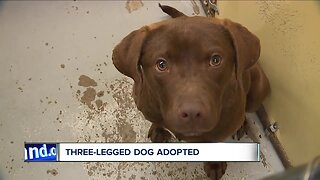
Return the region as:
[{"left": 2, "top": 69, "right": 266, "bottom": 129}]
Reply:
[
  {"left": 222, "top": 19, "right": 260, "bottom": 79},
  {"left": 112, "top": 27, "right": 148, "bottom": 80}
]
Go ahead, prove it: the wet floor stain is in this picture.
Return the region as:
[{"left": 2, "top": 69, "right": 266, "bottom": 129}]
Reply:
[
  {"left": 78, "top": 75, "right": 97, "bottom": 87},
  {"left": 80, "top": 87, "right": 96, "bottom": 109},
  {"left": 47, "top": 169, "right": 58, "bottom": 176},
  {"left": 126, "top": 0, "right": 144, "bottom": 13}
]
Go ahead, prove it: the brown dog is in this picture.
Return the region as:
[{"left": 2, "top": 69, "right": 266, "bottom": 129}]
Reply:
[{"left": 112, "top": 4, "right": 270, "bottom": 180}]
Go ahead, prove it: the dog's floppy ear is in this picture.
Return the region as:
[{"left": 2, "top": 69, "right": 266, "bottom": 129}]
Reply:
[
  {"left": 222, "top": 19, "right": 260, "bottom": 79},
  {"left": 112, "top": 27, "right": 148, "bottom": 82}
]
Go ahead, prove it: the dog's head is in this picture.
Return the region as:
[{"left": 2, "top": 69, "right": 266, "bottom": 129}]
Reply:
[{"left": 112, "top": 5, "right": 260, "bottom": 137}]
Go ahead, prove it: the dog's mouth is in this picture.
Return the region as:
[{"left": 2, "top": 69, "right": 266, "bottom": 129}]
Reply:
[
  {"left": 164, "top": 127, "right": 210, "bottom": 138},
  {"left": 182, "top": 132, "right": 204, "bottom": 137},
  {"left": 165, "top": 128, "right": 205, "bottom": 138}
]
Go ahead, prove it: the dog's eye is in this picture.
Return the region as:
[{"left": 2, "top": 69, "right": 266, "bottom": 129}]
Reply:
[
  {"left": 210, "top": 54, "right": 222, "bottom": 67},
  {"left": 156, "top": 58, "right": 168, "bottom": 71}
]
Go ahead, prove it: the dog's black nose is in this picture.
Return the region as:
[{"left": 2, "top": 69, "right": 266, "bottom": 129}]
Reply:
[{"left": 179, "top": 102, "right": 203, "bottom": 122}]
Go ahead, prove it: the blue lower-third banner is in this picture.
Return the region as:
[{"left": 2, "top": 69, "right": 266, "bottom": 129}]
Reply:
[{"left": 25, "top": 143, "right": 259, "bottom": 162}]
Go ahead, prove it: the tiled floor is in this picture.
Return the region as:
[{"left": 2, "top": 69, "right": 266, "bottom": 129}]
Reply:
[{"left": 0, "top": 1, "right": 283, "bottom": 179}]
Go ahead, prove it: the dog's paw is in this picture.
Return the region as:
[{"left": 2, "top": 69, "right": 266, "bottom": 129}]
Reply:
[
  {"left": 204, "top": 162, "right": 227, "bottom": 180},
  {"left": 232, "top": 120, "right": 249, "bottom": 140},
  {"left": 148, "top": 124, "right": 172, "bottom": 143}
]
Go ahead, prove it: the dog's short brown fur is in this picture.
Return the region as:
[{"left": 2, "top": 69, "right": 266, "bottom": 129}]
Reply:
[{"left": 112, "top": 4, "right": 270, "bottom": 179}]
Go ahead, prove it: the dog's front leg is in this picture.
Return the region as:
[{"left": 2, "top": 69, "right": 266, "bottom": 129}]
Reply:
[
  {"left": 232, "top": 119, "right": 249, "bottom": 140},
  {"left": 204, "top": 161, "right": 227, "bottom": 180},
  {"left": 147, "top": 123, "right": 172, "bottom": 142}
]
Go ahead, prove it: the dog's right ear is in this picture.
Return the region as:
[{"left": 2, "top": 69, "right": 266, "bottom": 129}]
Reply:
[
  {"left": 222, "top": 19, "right": 260, "bottom": 80},
  {"left": 112, "top": 27, "right": 148, "bottom": 82}
]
